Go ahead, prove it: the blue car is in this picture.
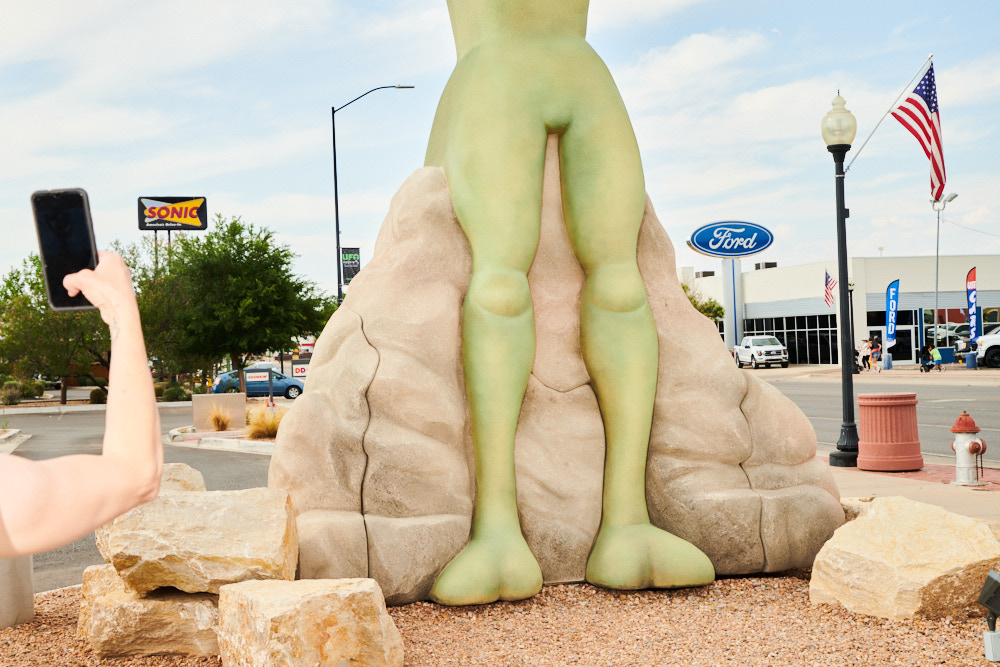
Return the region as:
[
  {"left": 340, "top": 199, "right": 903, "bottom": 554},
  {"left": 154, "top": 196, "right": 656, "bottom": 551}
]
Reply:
[{"left": 212, "top": 368, "right": 304, "bottom": 399}]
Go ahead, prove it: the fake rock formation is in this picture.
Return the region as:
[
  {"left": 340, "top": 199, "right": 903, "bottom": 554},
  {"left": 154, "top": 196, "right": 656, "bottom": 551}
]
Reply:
[{"left": 268, "top": 137, "right": 844, "bottom": 604}]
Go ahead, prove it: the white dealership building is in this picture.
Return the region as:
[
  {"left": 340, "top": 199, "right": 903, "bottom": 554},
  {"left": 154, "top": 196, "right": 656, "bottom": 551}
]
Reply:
[{"left": 681, "top": 254, "right": 1000, "bottom": 366}]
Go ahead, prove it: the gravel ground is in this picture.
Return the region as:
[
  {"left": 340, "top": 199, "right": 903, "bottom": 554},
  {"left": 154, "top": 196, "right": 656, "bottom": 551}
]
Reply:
[{"left": 0, "top": 572, "right": 989, "bottom": 666}]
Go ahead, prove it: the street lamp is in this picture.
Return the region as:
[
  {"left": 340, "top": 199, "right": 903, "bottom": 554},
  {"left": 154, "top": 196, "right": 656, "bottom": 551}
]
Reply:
[
  {"left": 930, "top": 192, "right": 958, "bottom": 347},
  {"left": 821, "top": 93, "right": 859, "bottom": 467},
  {"left": 332, "top": 84, "right": 415, "bottom": 303}
]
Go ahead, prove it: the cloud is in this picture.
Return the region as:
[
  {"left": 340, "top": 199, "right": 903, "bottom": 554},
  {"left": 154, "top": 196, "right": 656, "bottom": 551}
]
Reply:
[
  {"left": 588, "top": 0, "right": 709, "bottom": 32},
  {"left": 939, "top": 54, "right": 1000, "bottom": 107},
  {"left": 617, "top": 32, "right": 770, "bottom": 113},
  {"left": 1, "top": 0, "right": 334, "bottom": 94}
]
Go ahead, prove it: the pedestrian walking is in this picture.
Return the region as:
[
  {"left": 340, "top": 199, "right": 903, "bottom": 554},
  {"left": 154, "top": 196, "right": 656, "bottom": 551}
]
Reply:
[
  {"left": 858, "top": 339, "right": 871, "bottom": 372},
  {"left": 870, "top": 337, "right": 882, "bottom": 373},
  {"left": 930, "top": 344, "right": 943, "bottom": 372}
]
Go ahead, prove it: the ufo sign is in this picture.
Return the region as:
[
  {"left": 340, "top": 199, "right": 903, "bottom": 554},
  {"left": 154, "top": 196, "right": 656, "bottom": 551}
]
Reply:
[{"left": 687, "top": 221, "right": 773, "bottom": 258}]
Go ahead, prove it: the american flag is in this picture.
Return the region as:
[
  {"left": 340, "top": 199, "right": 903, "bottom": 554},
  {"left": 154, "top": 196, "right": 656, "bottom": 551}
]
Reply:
[
  {"left": 824, "top": 271, "right": 837, "bottom": 307},
  {"left": 891, "top": 63, "right": 946, "bottom": 201}
]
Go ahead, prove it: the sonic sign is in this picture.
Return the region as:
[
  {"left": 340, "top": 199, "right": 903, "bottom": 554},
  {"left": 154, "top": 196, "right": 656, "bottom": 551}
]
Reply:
[
  {"left": 137, "top": 197, "right": 208, "bottom": 231},
  {"left": 687, "top": 221, "right": 774, "bottom": 258}
]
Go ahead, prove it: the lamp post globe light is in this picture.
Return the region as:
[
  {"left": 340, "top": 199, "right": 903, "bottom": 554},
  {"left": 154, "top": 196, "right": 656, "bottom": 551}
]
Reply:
[
  {"left": 930, "top": 192, "right": 958, "bottom": 347},
  {"left": 332, "top": 85, "right": 415, "bottom": 304},
  {"left": 821, "top": 94, "right": 860, "bottom": 467}
]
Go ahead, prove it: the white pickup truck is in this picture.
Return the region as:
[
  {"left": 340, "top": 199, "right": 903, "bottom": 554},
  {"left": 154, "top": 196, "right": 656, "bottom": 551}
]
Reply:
[
  {"left": 976, "top": 332, "right": 1000, "bottom": 368},
  {"left": 735, "top": 336, "right": 789, "bottom": 369}
]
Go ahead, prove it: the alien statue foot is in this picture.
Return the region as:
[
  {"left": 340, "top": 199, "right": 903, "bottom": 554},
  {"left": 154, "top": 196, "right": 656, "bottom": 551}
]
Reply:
[
  {"left": 585, "top": 522, "right": 715, "bottom": 590},
  {"left": 429, "top": 528, "right": 544, "bottom": 606}
]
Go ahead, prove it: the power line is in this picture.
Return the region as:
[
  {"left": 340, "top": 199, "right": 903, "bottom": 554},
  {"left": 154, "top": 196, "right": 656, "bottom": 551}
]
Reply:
[{"left": 940, "top": 217, "right": 1000, "bottom": 240}]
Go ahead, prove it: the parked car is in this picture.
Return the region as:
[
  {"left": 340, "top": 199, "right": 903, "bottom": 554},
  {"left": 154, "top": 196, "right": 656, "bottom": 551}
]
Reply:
[
  {"left": 33, "top": 373, "right": 61, "bottom": 390},
  {"left": 976, "top": 330, "right": 1000, "bottom": 368},
  {"left": 735, "top": 336, "right": 789, "bottom": 369},
  {"left": 212, "top": 368, "right": 304, "bottom": 399},
  {"left": 951, "top": 323, "right": 1000, "bottom": 355},
  {"left": 924, "top": 323, "right": 966, "bottom": 346}
]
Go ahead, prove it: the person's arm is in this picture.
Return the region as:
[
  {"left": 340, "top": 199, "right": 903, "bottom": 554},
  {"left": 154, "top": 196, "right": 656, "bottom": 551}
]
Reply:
[{"left": 0, "top": 252, "right": 162, "bottom": 558}]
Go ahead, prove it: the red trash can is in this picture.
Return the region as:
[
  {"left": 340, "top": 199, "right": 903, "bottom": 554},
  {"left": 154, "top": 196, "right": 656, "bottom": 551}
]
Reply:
[{"left": 857, "top": 393, "right": 923, "bottom": 471}]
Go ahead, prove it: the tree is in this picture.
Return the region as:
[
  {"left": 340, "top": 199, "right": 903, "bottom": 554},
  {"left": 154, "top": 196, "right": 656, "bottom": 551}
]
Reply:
[
  {"left": 112, "top": 237, "right": 218, "bottom": 381},
  {"left": 0, "top": 255, "right": 109, "bottom": 403},
  {"left": 682, "top": 283, "right": 725, "bottom": 322},
  {"left": 167, "top": 216, "right": 334, "bottom": 391}
]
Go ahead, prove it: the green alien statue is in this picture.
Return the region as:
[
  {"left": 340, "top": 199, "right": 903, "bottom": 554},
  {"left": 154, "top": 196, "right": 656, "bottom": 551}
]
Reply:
[{"left": 424, "top": 0, "right": 716, "bottom": 606}]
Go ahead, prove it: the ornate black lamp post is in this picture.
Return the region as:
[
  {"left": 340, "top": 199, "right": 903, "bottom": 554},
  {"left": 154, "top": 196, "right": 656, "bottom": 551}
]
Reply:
[
  {"left": 332, "top": 85, "right": 414, "bottom": 303},
  {"left": 822, "top": 94, "right": 859, "bottom": 467}
]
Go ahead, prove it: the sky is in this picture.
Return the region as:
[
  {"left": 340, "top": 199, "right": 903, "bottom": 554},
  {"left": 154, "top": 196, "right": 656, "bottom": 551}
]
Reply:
[{"left": 3, "top": 1, "right": 1000, "bottom": 298}]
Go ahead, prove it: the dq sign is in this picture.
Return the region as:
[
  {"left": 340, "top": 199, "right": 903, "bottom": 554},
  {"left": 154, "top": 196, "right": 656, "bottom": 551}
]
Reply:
[{"left": 687, "top": 221, "right": 774, "bottom": 258}]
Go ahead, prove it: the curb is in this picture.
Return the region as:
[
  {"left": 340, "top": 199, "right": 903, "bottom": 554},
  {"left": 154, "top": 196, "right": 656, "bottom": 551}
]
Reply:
[
  {"left": 165, "top": 425, "right": 274, "bottom": 456},
  {"left": 0, "top": 401, "right": 193, "bottom": 416},
  {"left": 0, "top": 432, "right": 30, "bottom": 456},
  {"left": 0, "top": 429, "right": 21, "bottom": 443}
]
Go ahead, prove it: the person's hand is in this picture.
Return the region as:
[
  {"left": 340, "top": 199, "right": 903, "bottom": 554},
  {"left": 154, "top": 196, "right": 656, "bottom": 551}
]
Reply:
[{"left": 63, "top": 251, "right": 138, "bottom": 326}]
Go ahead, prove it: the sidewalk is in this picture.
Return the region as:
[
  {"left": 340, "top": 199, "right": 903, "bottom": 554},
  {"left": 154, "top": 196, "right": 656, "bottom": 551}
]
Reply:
[
  {"left": 751, "top": 360, "right": 1000, "bottom": 386},
  {"left": 817, "top": 445, "right": 1000, "bottom": 522}
]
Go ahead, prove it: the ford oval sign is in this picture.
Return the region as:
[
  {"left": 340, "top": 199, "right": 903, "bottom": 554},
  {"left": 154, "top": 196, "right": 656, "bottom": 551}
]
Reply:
[{"left": 687, "top": 221, "right": 773, "bottom": 258}]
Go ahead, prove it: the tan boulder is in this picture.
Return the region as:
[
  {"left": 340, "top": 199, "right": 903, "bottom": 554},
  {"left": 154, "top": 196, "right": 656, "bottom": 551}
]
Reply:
[
  {"left": 160, "top": 462, "right": 208, "bottom": 493},
  {"left": 78, "top": 564, "right": 134, "bottom": 636},
  {"left": 78, "top": 564, "right": 218, "bottom": 658},
  {"left": 268, "top": 136, "right": 844, "bottom": 604},
  {"left": 840, "top": 496, "right": 875, "bottom": 522},
  {"left": 217, "top": 578, "right": 403, "bottom": 667},
  {"left": 810, "top": 496, "right": 1000, "bottom": 619},
  {"left": 96, "top": 463, "right": 208, "bottom": 559},
  {"left": 102, "top": 487, "right": 297, "bottom": 594}
]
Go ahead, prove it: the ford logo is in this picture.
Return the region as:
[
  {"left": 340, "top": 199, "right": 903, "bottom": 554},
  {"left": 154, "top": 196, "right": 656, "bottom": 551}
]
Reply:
[{"left": 687, "top": 221, "right": 774, "bottom": 258}]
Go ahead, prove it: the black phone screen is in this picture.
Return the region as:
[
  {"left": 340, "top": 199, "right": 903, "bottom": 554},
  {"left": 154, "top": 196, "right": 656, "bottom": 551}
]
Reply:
[{"left": 31, "top": 189, "right": 98, "bottom": 310}]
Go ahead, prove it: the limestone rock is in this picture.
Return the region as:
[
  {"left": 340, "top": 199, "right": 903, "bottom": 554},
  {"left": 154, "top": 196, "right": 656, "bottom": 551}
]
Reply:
[
  {"left": 810, "top": 496, "right": 1000, "bottom": 619},
  {"left": 79, "top": 564, "right": 219, "bottom": 658},
  {"left": 841, "top": 496, "right": 875, "bottom": 522},
  {"left": 96, "top": 463, "right": 208, "bottom": 559},
  {"left": 268, "top": 136, "right": 844, "bottom": 604},
  {"left": 102, "top": 487, "right": 297, "bottom": 594},
  {"left": 160, "top": 462, "right": 208, "bottom": 493},
  {"left": 217, "top": 579, "right": 403, "bottom": 667},
  {"left": 78, "top": 564, "right": 133, "bottom": 636}
]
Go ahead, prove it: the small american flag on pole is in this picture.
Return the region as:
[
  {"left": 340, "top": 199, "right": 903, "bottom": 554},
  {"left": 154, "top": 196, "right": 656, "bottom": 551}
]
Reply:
[
  {"left": 824, "top": 271, "right": 837, "bottom": 307},
  {"left": 891, "top": 63, "right": 946, "bottom": 201}
]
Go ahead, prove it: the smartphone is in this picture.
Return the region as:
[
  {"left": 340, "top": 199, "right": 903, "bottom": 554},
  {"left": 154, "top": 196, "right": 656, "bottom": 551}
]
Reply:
[{"left": 30, "top": 188, "right": 99, "bottom": 311}]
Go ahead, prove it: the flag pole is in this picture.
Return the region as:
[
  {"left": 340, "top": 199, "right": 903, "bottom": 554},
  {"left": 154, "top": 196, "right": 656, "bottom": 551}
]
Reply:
[{"left": 844, "top": 54, "right": 933, "bottom": 175}]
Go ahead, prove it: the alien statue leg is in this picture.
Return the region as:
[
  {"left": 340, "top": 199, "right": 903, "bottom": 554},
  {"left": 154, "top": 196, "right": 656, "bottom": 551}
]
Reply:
[
  {"left": 427, "top": 86, "right": 548, "bottom": 606},
  {"left": 558, "top": 82, "right": 715, "bottom": 590}
]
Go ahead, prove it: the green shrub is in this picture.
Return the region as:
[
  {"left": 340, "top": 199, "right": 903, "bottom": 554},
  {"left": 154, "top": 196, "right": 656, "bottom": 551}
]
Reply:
[
  {"left": 95, "top": 377, "right": 108, "bottom": 388},
  {"left": 1, "top": 386, "right": 21, "bottom": 406},
  {"left": 191, "top": 384, "right": 208, "bottom": 395},
  {"left": 154, "top": 382, "right": 166, "bottom": 398},
  {"left": 89, "top": 387, "right": 108, "bottom": 404},
  {"left": 0, "top": 375, "right": 13, "bottom": 387},
  {"left": 162, "top": 387, "right": 190, "bottom": 402},
  {"left": 19, "top": 380, "right": 44, "bottom": 399}
]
